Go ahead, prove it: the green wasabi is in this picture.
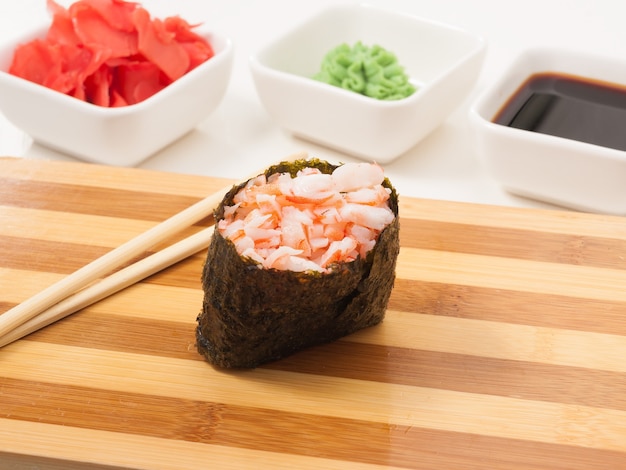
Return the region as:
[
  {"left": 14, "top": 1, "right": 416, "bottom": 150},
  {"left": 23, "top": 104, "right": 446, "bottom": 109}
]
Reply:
[{"left": 313, "top": 41, "right": 416, "bottom": 100}]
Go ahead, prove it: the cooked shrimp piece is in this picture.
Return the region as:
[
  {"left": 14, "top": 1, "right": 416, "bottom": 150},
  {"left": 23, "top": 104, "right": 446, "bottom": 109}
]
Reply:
[
  {"left": 241, "top": 247, "right": 264, "bottom": 265},
  {"left": 223, "top": 202, "right": 241, "bottom": 218},
  {"left": 234, "top": 235, "right": 255, "bottom": 253},
  {"left": 282, "top": 205, "right": 314, "bottom": 225},
  {"left": 316, "top": 206, "right": 341, "bottom": 225},
  {"left": 348, "top": 224, "right": 376, "bottom": 244},
  {"left": 269, "top": 249, "right": 325, "bottom": 273},
  {"left": 233, "top": 174, "right": 265, "bottom": 204},
  {"left": 281, "top": 220, "right": 310, "bottom": 255},
  {"left": 255, "top": 193, "right": 282, "bottom": 217},
  {"left": 243, "top": 225, "right": 280, "bottom": 245},
  {"left": 347, "top": 224, "right": 377, "bottom": 257},
  {"left": 281, "top": 206, "right": 313, "bottom": 251},
  {"left": 323, "top": 222, "right": 347, "bottom": 241},
  {"left": 331, "top": 162, "right": 385, "bottom": 192},
  {"left": 243, "top": 210, "right": 272, "bottom": 228},
  {"left": 288, "top": 171, "right": 335, "bottom": 203},
  {"left": 264, "top": 245, "right": 303, "bottom": 269},
  {"left": 338, "top": 203, "right": 395, "bottom": 231},
  {"left": 317, "top": 237, "right": 359, "bottom": 268},
  {"left": 345, "top": 185, "right": 391, "bottom": 206},
  {"left": 218, "top": 218, "right": 245, "bottom": 240}
]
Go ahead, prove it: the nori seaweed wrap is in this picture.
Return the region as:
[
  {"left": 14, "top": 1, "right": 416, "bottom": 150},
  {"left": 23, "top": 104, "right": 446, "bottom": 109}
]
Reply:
[{"left": 196, "top": 158, "right": 400, "bottom": 368}]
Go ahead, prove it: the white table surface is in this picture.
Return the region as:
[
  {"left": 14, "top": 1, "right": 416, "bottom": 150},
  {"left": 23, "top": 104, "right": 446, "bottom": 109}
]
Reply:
[{"left": 1, "top": 0, "right": 623, "bottom": 212}]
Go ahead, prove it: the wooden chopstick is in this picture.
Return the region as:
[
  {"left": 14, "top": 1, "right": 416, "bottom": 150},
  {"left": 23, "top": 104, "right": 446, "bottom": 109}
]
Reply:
[
  {"left": 0, "top": 184, "right": 229, "bottom": 339},
  {"left": 0, "top": 226, "right": 214, "bottom": 348},
  {"left": 0, "top": 152, "right": 306, "bottom": 345}
]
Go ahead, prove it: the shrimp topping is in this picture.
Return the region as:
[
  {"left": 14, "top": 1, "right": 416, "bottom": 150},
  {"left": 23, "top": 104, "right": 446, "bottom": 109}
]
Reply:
[{"left": 218, "top": 162, "right": 395, "bottom": 272}]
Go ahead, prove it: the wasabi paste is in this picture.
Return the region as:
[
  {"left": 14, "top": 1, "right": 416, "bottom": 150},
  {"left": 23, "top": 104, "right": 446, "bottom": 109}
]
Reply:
[{"left": 313, "top": 41, "right": 416, "bottom": 100}]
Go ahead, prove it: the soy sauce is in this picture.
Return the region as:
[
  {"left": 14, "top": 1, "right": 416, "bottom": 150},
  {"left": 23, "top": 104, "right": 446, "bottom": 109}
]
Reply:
[{"left": 493, "top": 72, "right": 626, "bottom": 151}]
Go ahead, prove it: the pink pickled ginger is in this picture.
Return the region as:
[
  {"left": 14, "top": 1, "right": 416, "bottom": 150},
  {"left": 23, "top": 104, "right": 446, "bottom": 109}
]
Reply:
[{"left": 9, "top": 0, "right": 214, "bottom": 106}]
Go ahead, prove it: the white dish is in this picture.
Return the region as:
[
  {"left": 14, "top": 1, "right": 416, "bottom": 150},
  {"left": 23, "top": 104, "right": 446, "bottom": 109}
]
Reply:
[
  {"left": 470, "top": 47, "right": 626, "bottom": 215},
  {"left": 249, "top": 4, "right": 486, "bottom": 163},
  {"left": 0, "top": 24, "right": 233, "bottom": 166}
]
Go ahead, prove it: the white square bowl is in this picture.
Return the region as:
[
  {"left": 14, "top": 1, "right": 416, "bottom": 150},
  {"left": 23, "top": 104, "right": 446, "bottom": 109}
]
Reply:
[
  {"left": 0, "top": 24, "right": 233, "bottom": 166},
  {"left": 249, "top": 4, "right": 486, "bottom": 163},
  {"left": 469, "top": 47, "right": 626, "bottom": 215}
]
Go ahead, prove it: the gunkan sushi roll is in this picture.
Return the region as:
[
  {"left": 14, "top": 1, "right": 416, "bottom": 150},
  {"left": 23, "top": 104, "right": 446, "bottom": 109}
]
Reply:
[{"left": 196, "top": 158, "right": 399, "bottom": 368}]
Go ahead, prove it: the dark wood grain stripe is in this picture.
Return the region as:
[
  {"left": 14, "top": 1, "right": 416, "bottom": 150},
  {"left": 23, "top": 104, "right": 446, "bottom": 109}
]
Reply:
[
  {"left": 269, "top": 342, "right": 626, "bottom": 412},
  {"left": 399, "top": 218, "right": 626, "bottom": 270},
  {"left": 0, "top": 178, "right": 204, "bottom": 221},
  {"left": 19, "top": 313, "right": 626, "bottom": 412},
  {"left": 390, "top": 279, "right": 626, "bottom": 336},
  {"left": 137, "top": 253, "right": 206, "bottom": 289},
  {"left": 1, "top": 377, "right": 624, "bottom": 470},
  {"left": 0, "top": 452, "right": 120, "bottom": 470},
  {"left": 0, "top": 233, "right": 207, "bottom": 277},
  {"left": 0, "top": 236, "right": 111, "bottom": 273},
  {"left": 23, "top": 312, "right": 198, "bottom": 360}
]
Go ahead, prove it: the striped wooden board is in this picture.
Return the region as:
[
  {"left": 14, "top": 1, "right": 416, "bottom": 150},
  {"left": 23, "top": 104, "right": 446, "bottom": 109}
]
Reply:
[{"left": 1, "top": 156, "right": 626, "bottom": 469}]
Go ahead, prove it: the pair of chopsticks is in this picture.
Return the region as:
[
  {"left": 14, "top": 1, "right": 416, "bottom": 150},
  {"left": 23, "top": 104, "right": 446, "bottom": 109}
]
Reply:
[{"left": 0, "top": 153, "right": 304, "bottom": 348}]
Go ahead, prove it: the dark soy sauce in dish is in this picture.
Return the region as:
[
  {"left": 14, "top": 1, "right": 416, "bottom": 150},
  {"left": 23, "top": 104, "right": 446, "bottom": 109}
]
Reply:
[{"left": 493, "top": 72, "right": 626, "bottom": 152}]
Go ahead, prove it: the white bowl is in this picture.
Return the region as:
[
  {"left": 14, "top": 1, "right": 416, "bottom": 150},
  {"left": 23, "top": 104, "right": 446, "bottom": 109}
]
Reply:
[
  {"left": 249, "top": 4, "right": 486, "bottom": 163},
  {"left": 470, "top": 47, "right": 626, "bottom": 215},
  {"left": 0, "top": 24, "right": 233, "bottom": 166}
]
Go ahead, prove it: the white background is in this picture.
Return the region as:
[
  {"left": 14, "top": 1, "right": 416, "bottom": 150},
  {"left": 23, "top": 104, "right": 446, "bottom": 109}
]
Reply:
[{"left": 1, "top": 0, "right": 623, "bottom": 212}]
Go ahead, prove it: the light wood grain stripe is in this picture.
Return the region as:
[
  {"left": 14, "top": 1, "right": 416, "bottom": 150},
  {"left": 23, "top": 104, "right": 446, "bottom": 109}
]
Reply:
[
  {"left": 400, "top": 196, "right": 626, "bottom": 238},
  {"left": 0, "top": 268, "right": 68, "bottom": 302},
  {"left": 351, "top": 311, "right": 626, "bottom": 374},
  {"left": 0, "top": 418, "right": 386, "bottom": 470},
  {"left": 3, "top": 341, "right": 626, "bottom": 452},
  {"left": 0, "top": 157, "right": 227, "bottom": 196},
  {"left": 0, "top": 206, "right": 157, "bottom": 247},
  {"left": 0, "top": 268, "right": 204, "bottom": 309},
  {"left": 2, "top": 377, "right": 625, "bottom": 470},
  {"left": 0, "top": 206, "right": 211, "bottom": 247},
  {"left": 399, "top": 247, "right": 626, "bottom": 302}
]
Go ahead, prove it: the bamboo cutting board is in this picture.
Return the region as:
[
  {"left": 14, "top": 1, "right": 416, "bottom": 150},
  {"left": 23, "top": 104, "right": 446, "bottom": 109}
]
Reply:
[{"left": 1, "top": 156, "right": 626, "bottom": 469}]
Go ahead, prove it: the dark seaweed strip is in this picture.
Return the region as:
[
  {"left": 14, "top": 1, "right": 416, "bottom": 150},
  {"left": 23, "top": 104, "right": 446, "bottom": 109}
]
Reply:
[{"left": 197, "top": 159, "right": 400, "bottom": 368}]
